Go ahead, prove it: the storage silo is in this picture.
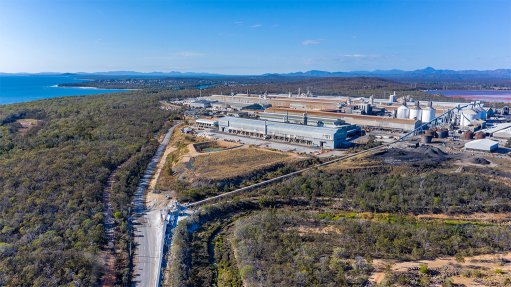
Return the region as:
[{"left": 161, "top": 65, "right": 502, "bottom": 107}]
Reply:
[
  {"left": 438, "top": 128, "right": 449, "bottom": 138},
  {"left": 421, "top": 101, "right": 436, "bottom": 123},
  {"left": 463, "top": 131, "right": 474, "bottom": 140},
  {"left": 409, "top": 101, "right": 422, "bottom": 120},
  {"left": 421, "top": 134, "right": 433, "bottom": 143},
  {"left": 460, "top": 109, "right": 477, "bottom": 127},
  {"left": 475, "top": 132, "right": 486, "bottom": 139},
  {"left": 397, "top": 102, "right": 410, "bottom": 119},
  {"left": 424, "top": 130, "right": 435, "bottom": 137}
]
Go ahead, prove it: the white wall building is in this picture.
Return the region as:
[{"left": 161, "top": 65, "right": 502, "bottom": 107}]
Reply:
[{"left": 464, "top": 139, "right": 499, "bottom": 152}]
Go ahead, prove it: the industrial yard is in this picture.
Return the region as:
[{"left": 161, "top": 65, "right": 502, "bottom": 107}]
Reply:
[
  {"left": 168, "top": 90, "right": 510, "bottom": 159},
  {"left": 2, "top": 0, "right": 511, "bottom": 286},
  {"left": 154, "top": 90, "right": 511, "bottom": 287}
]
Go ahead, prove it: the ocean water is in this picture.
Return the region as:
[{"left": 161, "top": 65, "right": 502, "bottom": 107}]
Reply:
[
  {"left": 425, "top": 90, "right": 511, "bottom": 102},
  {"left": 0, "top": 75, "right": 125, "bottom": 105}
]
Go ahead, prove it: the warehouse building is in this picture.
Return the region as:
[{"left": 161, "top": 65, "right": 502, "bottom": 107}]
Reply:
[
  {"left": 188, "top": 99, "right": 216, "bottom": 109},
  {"left": 195, "top": 118, "right": 219, "bottom": 128},
  {"left": 493, "top": 127, "right": 511, "bottom": 140},
  {"left": 464, "top": 139, "right": 499, "bottom": 152},
  {"left": 218, "top": 116, "right": 348, "bottom": 149},
  {"left": 259, "top": 111, "right": 360, "bottom": 135},
  {"left": 262, "top": 107, "right": 420, "bottom": 131}
]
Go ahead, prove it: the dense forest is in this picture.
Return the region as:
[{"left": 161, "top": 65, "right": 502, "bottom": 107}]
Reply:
[
  {"left": 0, "top": 91, "right": 178, "bottom": 286},
  {"left": 262, "top": 166, "right": 511, "bottom": 214}
]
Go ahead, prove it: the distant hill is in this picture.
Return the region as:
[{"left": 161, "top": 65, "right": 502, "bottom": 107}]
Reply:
[
  {"left": 274, "top": 67, "right": 511, "bottom": 79},
  {"left": 2, "top": 68, "right": 510, "bottom": 80}
]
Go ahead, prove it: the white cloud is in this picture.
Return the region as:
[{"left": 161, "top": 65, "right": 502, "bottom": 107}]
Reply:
[
  {"left": 250, "top": 24, "right": 263, "bottom": 28},
  {"left": 174, "top": 51, "right": 205, "bottom": 58},
  {"left": 234, "top": 21, "right": 244, "bottom": 25},
  {"left": 302, "top": 39, "right": 321, "bottom": 46},
  {"left": 342, "top": 54, "right": 378, "bottom": 59}
]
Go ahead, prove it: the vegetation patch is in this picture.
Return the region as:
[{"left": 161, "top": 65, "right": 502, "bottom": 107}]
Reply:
[
  {"left": 231, "top": 210, "right": 511, "bottom": 286},
  {"left": 0, "top": 92, "right": 174, "bottom": 286}
]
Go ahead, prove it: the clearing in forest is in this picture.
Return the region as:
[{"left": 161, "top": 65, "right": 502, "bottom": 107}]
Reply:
[{"left": 183, "top": 146, "right": 299, "bottom": 181}]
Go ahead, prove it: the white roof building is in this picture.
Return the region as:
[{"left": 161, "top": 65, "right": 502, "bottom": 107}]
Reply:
[
  {"left": 464, "top": 139, "right": 499, "bottom": 152},
  {"left": 493, "top": 127, "right": 511, "bottom": 139},
  {"left": 218, "top": 116, "right": 347, "bottom": 149}
]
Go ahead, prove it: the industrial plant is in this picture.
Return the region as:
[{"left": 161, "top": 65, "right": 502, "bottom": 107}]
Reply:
[{"left": 178, "top": 91, "right": 510, "bottom": 153}]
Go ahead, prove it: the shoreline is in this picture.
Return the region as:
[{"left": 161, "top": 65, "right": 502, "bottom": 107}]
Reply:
[{"left": 54, "top": 84, "right": 139, "bottom": 91}]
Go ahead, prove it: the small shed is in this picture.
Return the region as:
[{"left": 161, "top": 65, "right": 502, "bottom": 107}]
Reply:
[{"left": 464, "top": 139, "right": 499, "bottom": 152}]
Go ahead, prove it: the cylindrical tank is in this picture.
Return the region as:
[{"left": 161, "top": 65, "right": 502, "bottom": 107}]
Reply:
[
  {"left": 463, "top": 131, "right": 474, "bottom": 140},
  {"left": 424, "top": 130, "right": 435, "bottom": 137},
  {"left": 421, "top": 135, "right": 433, "bottom": 143},
  {"left": 397, "top": 103, "right": 410, "bottom": 119},
  {"left": 460, "top": 109, "right": 477, "bottom": 127},
  {"left": 438, "top": 129, "right": 449, "bottom": 138},
  {"left": 421, "top": 102, "right": 436, "bottom": 123},
  {"left": 475, "top": 132, "right": 486, "bottom": 139},
  {"left": 409, "top": 101, "right": 422, "bottom": 120}
]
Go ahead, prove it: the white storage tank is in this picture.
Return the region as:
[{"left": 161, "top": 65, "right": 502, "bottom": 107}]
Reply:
[
  {"left": 460, "top": 109, "right": 477, "bottom": 127},
  {"left": 397, "top": 102, "right": 410, "bottom": 119},
  {"left": 421, "top": 101, "right": 436, "bottom": 123},
  {"left": 409, "top": 101, "right": 422, "bottom": 120}
]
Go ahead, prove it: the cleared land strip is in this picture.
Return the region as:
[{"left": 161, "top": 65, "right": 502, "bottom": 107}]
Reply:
[
  {"left": 132, "top": 124, "right": 177, "bottom": 287},
  {"left": 100, "top": 168, "right": 118, "bottom": 287},
  {"left": 185, "top": 142, "right": 388, "bottom": 208}
]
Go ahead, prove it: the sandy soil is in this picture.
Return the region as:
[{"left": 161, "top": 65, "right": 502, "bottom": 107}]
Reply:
[{"left": 370, "top": 252, "right": 511, "bottom": 286}]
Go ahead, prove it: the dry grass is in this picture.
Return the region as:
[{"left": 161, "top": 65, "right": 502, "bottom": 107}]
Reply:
[
  {"left": 190, "top": 147, "right": 296, "bottom": 180},
  {"left": 371, "top": 252, "right": 511, "bottom": 286},
  {"left": 16, "top": 118, "right": 43, "bottom": 135}
]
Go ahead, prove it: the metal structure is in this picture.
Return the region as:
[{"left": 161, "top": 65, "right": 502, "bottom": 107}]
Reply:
[
  {"left": 401, "top": 103, "right": 471, "bottom": 140},
  {"left": 218, "top": 116, "right": 347, "bottom": 149}
]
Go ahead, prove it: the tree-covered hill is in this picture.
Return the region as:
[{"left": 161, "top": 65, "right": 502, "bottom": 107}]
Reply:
[{"left": 0, "top": 92, "right": 174, "bottom": 286}]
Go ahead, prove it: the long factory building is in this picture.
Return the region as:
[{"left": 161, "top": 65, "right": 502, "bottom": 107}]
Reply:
[
  {"left": 206, "top": 94, "right": 491, "bottom": 131},
  {"left": 260, "top": 107, "right": 421, "bottom": 131},
  {"left": 218, "top": 116, "right": 349, "bottom": 149}
]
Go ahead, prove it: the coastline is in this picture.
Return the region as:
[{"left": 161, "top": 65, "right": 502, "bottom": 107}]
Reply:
[
  {"left": 0, "top": 75, "right": 135, "bottom": 105},
  {"left": 55, "top": 84, "right": 139, "bottom": 91}
]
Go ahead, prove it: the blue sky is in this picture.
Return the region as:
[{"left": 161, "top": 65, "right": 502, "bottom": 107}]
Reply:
[{"left": 0, "top": 0, "right": 510, "bottom": 74}]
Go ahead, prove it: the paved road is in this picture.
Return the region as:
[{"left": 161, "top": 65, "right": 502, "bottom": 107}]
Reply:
[{"left": 132, "top": 124, "right": 177, "bottom": 287}]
